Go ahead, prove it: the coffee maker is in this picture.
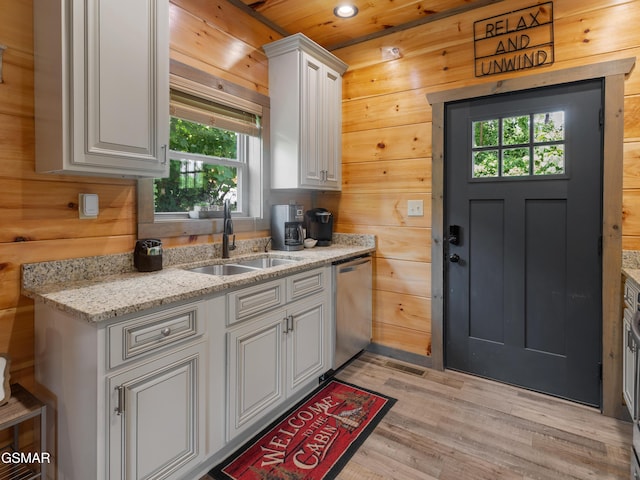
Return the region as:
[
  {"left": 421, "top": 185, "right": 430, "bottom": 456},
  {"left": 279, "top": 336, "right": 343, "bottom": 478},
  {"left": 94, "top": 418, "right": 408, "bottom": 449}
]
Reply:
[
  {"left": 305, "top": 208, "right": 333, "bottom": 246},
  {"left": 271, "top": 204, "right": 305, "bottom": 251}
]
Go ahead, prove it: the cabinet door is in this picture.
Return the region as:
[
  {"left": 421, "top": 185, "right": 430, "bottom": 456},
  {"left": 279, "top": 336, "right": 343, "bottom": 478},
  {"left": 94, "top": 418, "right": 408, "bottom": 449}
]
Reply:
[
  {"left": 227, "top": 311, "right": 286, "bottom": 440},
  {"left": 322, "top": 66, "right": 342, "bottom": 189},
  {"left": 286, "top": 296, "right": 327, "bottom": 397},
  {"left": 72, "top": 0, "right": 169, "bottom": 176},
  {"left": 300, "top": 52, "right": 323, "bottom": 187},
  {"left": 299, "top": 54, "right": 342, "bottom": 191},
  {"left": 624, "top": 309, "right": 637, "bottom": 416},
  {"left": 108, "top": 342, "right": 205, "bottom": 480}
]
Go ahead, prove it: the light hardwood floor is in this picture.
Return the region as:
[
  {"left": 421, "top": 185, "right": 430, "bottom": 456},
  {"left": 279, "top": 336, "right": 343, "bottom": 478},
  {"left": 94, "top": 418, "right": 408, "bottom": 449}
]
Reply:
[{"left": 204, "top": 352, "right": 632, "bottom": 479}]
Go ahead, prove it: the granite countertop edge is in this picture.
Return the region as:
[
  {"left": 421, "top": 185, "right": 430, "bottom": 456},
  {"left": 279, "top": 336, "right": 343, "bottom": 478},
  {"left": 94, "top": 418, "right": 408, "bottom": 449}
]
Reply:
[
  {"left": 623, "top": 267, "right": 640, "bottom": 288},
  {"left": 22, "top": 234, "right": 375, "bottom": 324},
  {"left": 622, "top": 250, "right": 640, "bottom": 287}
]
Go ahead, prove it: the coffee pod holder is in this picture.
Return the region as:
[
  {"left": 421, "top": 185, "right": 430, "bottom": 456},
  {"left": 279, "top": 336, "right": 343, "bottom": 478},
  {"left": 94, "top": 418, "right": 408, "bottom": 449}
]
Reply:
[{"left": 134, "top": 239, "right": 163, "bottom": 272}]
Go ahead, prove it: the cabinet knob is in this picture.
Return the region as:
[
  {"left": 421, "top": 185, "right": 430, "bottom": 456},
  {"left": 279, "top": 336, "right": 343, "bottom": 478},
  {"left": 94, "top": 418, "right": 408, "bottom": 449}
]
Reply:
[{"left": 161, "top": 327, "right": 171, "bottom": 337}]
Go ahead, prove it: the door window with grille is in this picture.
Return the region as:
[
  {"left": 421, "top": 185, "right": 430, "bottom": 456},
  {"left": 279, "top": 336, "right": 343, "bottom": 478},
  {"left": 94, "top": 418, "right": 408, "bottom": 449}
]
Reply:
[{"left": 472, "top": 111, "right": 565, "bottom": 179}]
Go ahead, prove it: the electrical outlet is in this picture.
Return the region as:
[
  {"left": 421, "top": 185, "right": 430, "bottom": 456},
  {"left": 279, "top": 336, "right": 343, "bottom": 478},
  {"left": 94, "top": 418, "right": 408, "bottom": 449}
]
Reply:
[{"left": 407, "top": 199, "right": 424, "bottom": 217}]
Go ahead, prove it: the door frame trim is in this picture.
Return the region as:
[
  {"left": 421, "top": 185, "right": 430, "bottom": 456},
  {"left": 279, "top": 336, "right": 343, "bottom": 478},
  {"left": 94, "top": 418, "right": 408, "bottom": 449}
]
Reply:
[{"left": 427, "top": 57, "right": 635, "bottom": 418}]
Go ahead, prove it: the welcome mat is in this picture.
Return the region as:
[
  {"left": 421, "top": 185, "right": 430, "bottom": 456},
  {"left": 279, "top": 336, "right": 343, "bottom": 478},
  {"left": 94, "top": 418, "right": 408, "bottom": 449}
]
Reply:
[{"left": 210, "top": 379, "right": 396, "bottom": 480}]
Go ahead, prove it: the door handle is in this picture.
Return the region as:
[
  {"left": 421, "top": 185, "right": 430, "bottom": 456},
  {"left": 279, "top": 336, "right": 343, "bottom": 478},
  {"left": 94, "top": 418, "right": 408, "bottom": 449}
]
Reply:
[{"left": 449, "top": 253, "right": 460, "bottom": 263}]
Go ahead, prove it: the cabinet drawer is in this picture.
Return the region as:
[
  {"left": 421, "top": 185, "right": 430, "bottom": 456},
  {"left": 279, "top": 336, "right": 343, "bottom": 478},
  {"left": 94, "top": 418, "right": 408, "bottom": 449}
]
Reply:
[
  {"left": 286, "top": 267, "right": 327, "bottom": 303},
  {"left": 228, "top": 279, "right": 286, "bottom": 325},
  {"left": 108, "top": 302, "right": 204, "bottom": 368}
]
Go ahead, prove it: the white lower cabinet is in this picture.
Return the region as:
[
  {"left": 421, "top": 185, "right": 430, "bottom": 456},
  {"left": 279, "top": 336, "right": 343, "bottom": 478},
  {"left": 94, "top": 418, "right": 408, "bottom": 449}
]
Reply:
[
  {"left": 287, "top": 297, "right": 327, "bottom": 396},
  {"left": 623, "top": 275, "right": 639, "bottom": 417},
  {"left": 34, "top": 266, "right": 331, "bottom": 479},
  {"left": 227, "top": 309, "right": 286, "bottom": 440},
  {"left": 227, "top": 267, "right": 330, "bottom": 441},
  {"left": 34, "top": 298, "right": 220, "bottom": 480},
  {"left": 623, "top": 309, "right": 636, "bottom": 414},
  {"left": 108, "top": 341, "right": 206, "bottom": 479}
]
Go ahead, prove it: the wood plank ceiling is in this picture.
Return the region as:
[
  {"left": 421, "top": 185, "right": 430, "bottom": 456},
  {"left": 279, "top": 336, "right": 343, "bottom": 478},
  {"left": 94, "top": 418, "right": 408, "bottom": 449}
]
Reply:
[{"left": 228, "top": 0, "right": 505, "bottom": 50}]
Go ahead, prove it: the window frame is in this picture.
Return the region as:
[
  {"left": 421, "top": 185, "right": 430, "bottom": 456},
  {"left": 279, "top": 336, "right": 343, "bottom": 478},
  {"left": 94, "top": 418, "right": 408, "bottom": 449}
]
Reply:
[{"left": 138, "top": 61, "right": 271, "bottom": 239}]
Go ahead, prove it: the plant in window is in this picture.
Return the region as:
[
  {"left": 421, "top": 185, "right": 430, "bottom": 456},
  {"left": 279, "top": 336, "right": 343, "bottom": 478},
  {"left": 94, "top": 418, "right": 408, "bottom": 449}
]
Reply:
[
  {"left": 154, "top": 118, "right": 239, "bottom": 212},
  {"left": 473, "top": 151, "right": 499, "bottom": 177},
  {"left": 473, "top": 119, "right": 499, "bottom": 147},
  {"left": 503, "top": 148, "right": 529, "bottom": 176},
  {"left": 502, "top": 116, "right": 530, "bottom": 145},
  {"left": 534, "top": 145, "right": 565, "bottom": 175}
]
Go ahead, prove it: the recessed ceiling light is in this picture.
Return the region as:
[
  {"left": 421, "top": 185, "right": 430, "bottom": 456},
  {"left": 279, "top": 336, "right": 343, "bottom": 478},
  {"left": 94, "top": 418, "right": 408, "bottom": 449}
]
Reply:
[{"left": 334, "top": 4, "right": 359, "bottom": 18}]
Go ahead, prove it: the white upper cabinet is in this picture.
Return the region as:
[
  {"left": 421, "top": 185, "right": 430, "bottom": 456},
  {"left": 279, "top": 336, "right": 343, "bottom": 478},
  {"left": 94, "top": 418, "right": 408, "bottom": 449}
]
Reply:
[
  {"left": 34, "top": 0, "right": 169, "bottom": 178},
  {"left": 264, "top": 33, "right": 347, "bottom": 190}
]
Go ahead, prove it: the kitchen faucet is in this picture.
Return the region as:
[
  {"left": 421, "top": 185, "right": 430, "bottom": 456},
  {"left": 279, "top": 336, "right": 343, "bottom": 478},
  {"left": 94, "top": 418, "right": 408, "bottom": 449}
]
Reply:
[{"left": 222, "top": 199, "right": 236, "bottom": 258}]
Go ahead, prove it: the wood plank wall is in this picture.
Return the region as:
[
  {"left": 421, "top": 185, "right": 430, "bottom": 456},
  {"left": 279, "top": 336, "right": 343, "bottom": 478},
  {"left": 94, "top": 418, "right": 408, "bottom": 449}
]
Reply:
[
  {"left": 1, "top": 0, "right": 639, "bottom": 396},
  {"left": 331, "top": 0, "right": 640, "bottom": 359}
]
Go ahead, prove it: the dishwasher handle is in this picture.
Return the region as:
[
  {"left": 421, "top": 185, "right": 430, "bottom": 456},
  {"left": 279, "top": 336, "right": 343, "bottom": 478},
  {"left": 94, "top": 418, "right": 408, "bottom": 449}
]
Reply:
[
  {"left": 335, "top": 256, "right": 371, "bottom": 273},
  {"left": 339, "top": 263, "right": 368, "bottom": 273}
]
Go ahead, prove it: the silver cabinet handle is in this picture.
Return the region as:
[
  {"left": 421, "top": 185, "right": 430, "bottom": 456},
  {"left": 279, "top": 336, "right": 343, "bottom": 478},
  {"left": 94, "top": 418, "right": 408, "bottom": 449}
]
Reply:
[
  {"left": 161, "top": 327, "right": 171, "bottom": 337},
  {"left": 161, "top": 144, "right": 168, "bottom": 165},
  {"left": 114, "top": 385, "right": 125, "bottom": 416},
  {"left": 632, "top": 313, "right": 640, "bottom": 351},
  {"left": 283, "top": 315, "right": 294, "bottom": 333}
]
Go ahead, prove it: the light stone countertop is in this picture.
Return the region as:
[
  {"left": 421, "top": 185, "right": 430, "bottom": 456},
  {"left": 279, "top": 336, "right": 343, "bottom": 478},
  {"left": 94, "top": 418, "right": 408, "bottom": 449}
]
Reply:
[
  {"left": 22, "top": 234, "right": 375, "bottom": 324},
  {"left": 623, "top": 250, "right": 640, "bottom": 288}
]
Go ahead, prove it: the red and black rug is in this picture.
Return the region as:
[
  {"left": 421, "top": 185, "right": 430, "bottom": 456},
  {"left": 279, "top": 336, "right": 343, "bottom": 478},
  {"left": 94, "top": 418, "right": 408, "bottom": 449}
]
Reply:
[{"left": 210, "top": 379, "right": 396, "bottom": 480}]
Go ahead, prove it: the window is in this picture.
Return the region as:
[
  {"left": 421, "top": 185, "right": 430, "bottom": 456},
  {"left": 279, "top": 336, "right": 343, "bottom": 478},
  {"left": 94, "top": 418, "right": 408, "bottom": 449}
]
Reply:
[
  {"left": 138, "top": 69, "right": 270, "bottom": 239},
  {"left": 472, "top": 111, "right": 565, "bottom": 179},
  {"left": 155, "top": 90, "right": 261, "bottom": 217}
]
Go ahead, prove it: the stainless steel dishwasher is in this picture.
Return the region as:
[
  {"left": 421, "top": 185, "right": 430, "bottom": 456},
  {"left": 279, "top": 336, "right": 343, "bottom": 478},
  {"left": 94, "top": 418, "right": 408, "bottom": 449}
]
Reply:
[{"left": 333, "top": 255, "right": 372, "bottom": 370}]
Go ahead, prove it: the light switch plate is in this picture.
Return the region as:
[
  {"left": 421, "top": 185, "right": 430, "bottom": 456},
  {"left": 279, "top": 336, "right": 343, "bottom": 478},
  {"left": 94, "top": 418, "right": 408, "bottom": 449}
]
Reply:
[
  {"left": 79, "top": 193, "right": 99, "bottom": 219},
  {"left": 408, "top": 199, "right": 424, "bottom": 217}
]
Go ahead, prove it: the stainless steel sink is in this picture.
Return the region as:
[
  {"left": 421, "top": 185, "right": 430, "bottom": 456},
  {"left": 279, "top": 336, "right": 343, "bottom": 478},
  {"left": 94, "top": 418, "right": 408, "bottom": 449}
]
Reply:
[
  {"left": 187, "top": 264, "right": 259, "bottom": 276},
  {"left": 233, "top": 257, "right": 299, "bottom": 268},
  {"left": 185, "top": 256, "right": 300, "bottom": 276}
]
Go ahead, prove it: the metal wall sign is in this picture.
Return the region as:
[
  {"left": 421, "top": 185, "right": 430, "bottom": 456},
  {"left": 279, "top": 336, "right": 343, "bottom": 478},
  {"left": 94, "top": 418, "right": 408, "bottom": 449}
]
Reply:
[{"left": 474, "top": 2, "right": 554, "bottom": 77}]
